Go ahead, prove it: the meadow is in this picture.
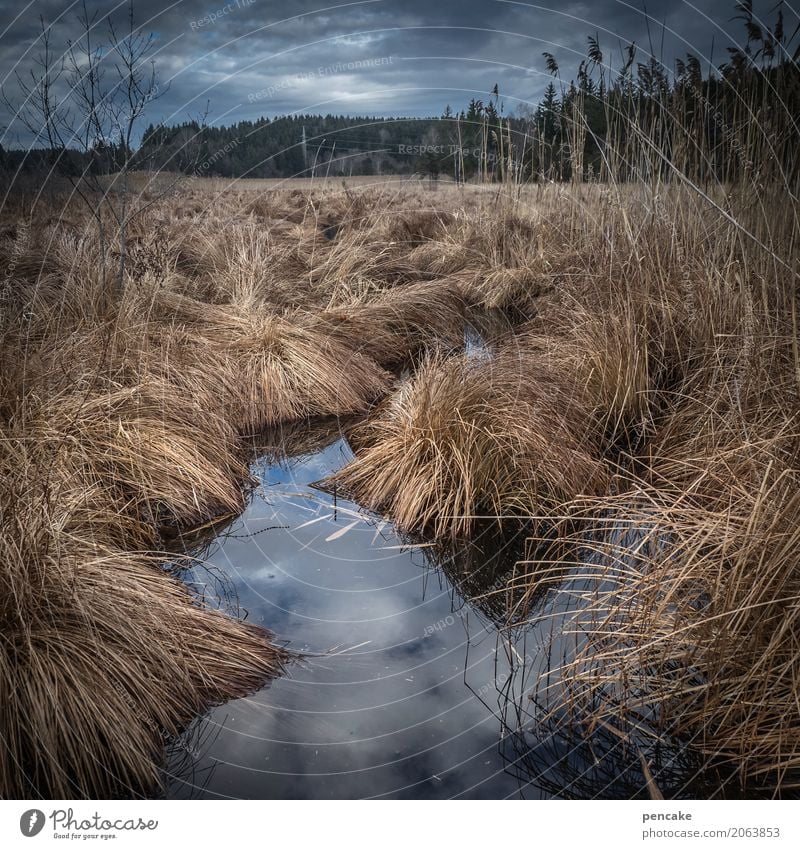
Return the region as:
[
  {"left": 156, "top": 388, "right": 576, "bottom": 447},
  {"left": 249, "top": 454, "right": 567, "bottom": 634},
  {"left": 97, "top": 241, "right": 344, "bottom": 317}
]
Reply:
[{"left": 1, "top": 102, "right": 799, "bottom": 798}]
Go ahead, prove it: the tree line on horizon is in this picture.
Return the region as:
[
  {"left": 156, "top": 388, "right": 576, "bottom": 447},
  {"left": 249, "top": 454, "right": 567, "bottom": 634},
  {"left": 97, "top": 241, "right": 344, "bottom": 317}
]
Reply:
[{"left": 2, "top": 0, "right": 797, "bottom": 188}]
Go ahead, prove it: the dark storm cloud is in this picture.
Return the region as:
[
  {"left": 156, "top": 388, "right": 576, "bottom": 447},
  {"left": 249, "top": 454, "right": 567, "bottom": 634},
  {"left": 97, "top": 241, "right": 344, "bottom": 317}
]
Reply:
[{"left": 0, "top": 0, "right": 783, "bottom": 145}]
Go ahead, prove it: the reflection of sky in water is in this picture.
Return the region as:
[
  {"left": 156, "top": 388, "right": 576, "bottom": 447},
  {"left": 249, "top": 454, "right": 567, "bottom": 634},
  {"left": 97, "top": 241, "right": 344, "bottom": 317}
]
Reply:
[
  {"left": 164, "top": 426, "right": 725, "bottom": 800},
  {"left": 165, "top": 435, "right": 531, "bottom": 799}
]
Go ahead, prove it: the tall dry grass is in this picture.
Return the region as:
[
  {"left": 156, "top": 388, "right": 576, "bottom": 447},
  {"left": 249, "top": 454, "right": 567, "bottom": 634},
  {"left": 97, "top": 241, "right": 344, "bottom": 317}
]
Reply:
[
  {"left": 316, "top": 137, "right": 799, "bottom": 793},
  {"left": 327, "top": 344, "right": 609, "bottom": 538},
  {"left": 2, "top": 179, "right": 552, "bottom": 796},
  {"left": 3, "top": 73, "right": 799, "bottom": 800},
  {"left": 488, "top": 51, "right": 799, "bottom": 792},
  {"left": 0, "top": 419, "right": 287, "bottom": 797}
]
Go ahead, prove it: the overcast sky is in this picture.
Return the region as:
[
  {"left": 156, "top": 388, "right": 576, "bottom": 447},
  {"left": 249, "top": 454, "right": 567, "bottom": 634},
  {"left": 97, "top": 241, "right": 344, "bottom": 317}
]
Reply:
[{"left": 0, "top": 0, "right": 793, "bottom": 146}]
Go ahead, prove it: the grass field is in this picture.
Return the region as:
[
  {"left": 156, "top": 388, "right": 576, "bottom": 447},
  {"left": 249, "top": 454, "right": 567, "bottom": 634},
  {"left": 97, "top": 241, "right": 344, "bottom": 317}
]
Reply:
[{"left": 1, "top": 156, "right": 798, "bottom": 797}]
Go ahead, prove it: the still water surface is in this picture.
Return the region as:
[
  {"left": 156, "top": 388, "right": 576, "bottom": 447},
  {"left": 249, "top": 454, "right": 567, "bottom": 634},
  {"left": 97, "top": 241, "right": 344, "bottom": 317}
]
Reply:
[{"left": 164, "top": 420, "right": 710, "bottom": 800}]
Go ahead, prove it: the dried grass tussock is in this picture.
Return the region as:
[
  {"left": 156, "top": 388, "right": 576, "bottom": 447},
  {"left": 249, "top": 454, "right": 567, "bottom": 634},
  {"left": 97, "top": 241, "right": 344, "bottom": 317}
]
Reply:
[
  {"left": 328, "top": 344, "right": 609, "bottom": 538},
  {"left": 0, "top": 431, "right": 286, "bottom": 798},
  {"left": 499, "top": 192, "right": 800, "bottom": 792}
]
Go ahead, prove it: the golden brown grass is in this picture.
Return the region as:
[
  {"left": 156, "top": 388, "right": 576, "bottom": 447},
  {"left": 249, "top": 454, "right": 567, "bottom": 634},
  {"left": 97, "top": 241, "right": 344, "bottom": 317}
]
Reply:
[
  {"left": 2, "top": 180, "right": 534, "bottom": 797},
  {"left": 0, "top": 425, "right": 287, "bottom": 797},
  {"left": 327, "top": 344, "right": 609, "bottom": 538},
  {"left": 2, "top": 160, "right": 799, "bottom": 799},
  {"left": 492, "top": 186, "right": 800, "bottom": 793}
]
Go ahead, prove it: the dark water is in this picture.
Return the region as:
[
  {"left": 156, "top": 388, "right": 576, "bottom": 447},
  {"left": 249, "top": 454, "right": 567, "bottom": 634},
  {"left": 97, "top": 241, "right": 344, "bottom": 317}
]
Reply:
[{"left": 163, "top": 420, "right": 721, "bottom": 800}]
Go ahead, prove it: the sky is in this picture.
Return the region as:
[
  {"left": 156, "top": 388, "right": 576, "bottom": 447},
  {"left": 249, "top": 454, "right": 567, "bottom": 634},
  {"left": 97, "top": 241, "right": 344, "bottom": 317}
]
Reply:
[{"left": 0, "top": 0, "right": 793, "bottom": 146}]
